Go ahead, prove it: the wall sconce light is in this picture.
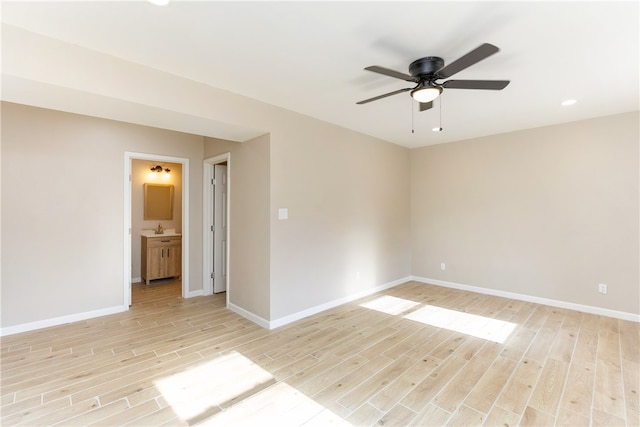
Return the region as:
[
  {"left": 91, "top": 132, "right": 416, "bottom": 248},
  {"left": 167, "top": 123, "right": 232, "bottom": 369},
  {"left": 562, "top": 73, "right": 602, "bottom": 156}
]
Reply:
[{"left": 150, "top": 165, "right": 170, "bottom": 174}]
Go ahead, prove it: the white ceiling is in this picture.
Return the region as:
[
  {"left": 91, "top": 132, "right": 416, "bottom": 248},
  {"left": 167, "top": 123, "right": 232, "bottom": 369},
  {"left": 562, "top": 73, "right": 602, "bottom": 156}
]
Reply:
[{"left": 2, "top": 1, "right": 638, "bottom": 148}]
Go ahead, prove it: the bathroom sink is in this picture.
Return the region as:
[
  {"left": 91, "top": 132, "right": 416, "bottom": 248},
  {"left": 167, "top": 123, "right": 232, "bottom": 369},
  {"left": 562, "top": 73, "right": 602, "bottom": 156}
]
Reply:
[{"left": 140, "top": 229, "right": 181, "bottom": 237}]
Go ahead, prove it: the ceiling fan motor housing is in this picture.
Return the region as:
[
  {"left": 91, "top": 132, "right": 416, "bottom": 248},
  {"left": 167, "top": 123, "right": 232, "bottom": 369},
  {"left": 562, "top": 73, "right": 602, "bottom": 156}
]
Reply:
[{"left": 409, "top": 56, "right": 444, "bottom": 78}]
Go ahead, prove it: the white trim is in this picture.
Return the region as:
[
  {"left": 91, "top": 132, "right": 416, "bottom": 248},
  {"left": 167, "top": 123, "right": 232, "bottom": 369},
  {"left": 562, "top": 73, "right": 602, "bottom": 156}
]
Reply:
[
  {"left": 228, "top": 303, "right": 270, "bottom": 329},
  {"left": 411, "top": 276, "right": 640, "bottom": 323},
  {"left": 182, "top": 158, "right": 190, "bottom": 299},
  {"left": 186, "top": 290, "right": 204, "bottom": 298},
  {"left": 131, "top": 276, "right": 142, "bottom": 284},
  {"left": 0, "top": 305, "right": 128, "bottom": 336},
  {"left": 124, "top": 156, "right": 132, "bottom": 307},
  {"left": 203, "top": 153, "right": 231, "bottom": 306},
  {"left": 202, "top": 160, "right": 214, "bottom": 296},
  {"left": 267, "top": 277, "right": 411, "bottom": 330},
  {"left": 124, "top": 152, "right": 190, "bottom": 306}
]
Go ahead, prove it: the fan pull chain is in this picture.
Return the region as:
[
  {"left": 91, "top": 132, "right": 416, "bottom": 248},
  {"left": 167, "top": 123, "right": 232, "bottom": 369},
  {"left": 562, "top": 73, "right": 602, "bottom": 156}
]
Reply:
[
  {"left": 432, "top": 95, "right": 443, "bottom": 133},
  {"left": 411, "top": 99, "right": 415, "bottom": 134},
  {"left": 439, "top": 95, "right": 442, "bottom": 131}
]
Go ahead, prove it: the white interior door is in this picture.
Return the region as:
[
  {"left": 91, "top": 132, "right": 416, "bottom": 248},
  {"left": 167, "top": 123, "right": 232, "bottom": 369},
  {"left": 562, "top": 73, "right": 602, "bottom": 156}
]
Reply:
[{"left": 213, "top": 164, "right": 228, "bottom": 293}]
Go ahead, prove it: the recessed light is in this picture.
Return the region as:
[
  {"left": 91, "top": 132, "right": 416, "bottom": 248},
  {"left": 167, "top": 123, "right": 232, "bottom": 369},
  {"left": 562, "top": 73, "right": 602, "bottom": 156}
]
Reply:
[
  {"left": 147, "top": 0, "right": 170, "bottom": 6},
  {"left": 561, "top": 99, "right": 577, "bottom": 106}
]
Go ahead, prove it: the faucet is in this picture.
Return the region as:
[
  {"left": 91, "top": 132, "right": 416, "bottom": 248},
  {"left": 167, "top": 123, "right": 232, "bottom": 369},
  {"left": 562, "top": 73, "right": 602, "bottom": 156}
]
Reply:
[{"left": 155, "top": 223, "right": 164, "bottom": 234}]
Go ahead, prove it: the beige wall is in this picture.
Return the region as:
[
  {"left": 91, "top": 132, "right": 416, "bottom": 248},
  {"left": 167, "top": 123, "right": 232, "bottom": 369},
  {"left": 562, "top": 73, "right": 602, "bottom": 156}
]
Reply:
[
  {"left": 1, "top": 102, "right": 204, "bottom": 327},
  {"left": 2, "top": 103, "right": 638, "bottom": 332},
  {"left": 131, "top": 160, "right": 182, "bottom": 280},
  {"left": 204, "top": 135, "right": 271, "bottom": 320},
  {"left": 269, "top": 119, "right": 412, "bottom": 320},
  {"left": 204, "top": 122, "right": 412, "bottom": 322},
  {"left": 411, "top": 112, "right": 640, "bottom": 315},
  {"left": 1, "top": 92, "right": 412, "bottom": 329}
]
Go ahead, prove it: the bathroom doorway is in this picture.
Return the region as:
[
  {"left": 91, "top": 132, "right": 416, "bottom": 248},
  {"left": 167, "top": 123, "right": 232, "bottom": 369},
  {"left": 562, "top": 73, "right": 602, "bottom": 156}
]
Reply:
[{"left": 124, "top": 152, "right": 190, "bottom": 307}]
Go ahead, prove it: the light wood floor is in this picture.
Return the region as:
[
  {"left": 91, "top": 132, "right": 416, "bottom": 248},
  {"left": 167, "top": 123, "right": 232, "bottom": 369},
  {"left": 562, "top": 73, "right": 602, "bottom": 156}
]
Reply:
[{"left": 1, "top": 281, "right": 638, "bottom": 426}]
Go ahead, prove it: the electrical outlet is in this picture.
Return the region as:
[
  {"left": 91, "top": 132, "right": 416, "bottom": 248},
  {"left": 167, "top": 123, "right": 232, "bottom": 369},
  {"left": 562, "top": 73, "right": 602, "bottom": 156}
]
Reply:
[
  {"left": 440, "top": 263, "right": 446, "bottom": 271},
  {"left": 598, "top": 283, "right": 608, "bottom": 294}
]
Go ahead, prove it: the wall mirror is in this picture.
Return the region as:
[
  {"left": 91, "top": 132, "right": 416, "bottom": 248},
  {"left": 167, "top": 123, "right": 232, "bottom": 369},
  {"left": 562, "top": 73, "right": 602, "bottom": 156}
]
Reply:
[{"left": 144, "top": 184, "right": 174, "bottom": 220}]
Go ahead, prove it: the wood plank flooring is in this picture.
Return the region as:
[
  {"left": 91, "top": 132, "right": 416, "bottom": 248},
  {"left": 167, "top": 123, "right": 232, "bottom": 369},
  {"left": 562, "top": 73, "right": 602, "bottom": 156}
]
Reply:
[{"left": 1, "top": 280, "right": 638, "bottom": 426}]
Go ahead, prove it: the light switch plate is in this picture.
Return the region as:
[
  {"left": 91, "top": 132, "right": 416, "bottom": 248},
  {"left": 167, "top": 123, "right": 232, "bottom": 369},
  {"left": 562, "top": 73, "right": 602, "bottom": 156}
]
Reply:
[{"left": 278, "top": 208, "right": 288, "bottom": 220}]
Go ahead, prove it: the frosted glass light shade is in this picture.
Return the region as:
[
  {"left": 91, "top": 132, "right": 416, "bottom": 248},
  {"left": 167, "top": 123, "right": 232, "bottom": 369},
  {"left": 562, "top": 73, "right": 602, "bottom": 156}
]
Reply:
[{"left": 411, "top": 86, "right": 442, "bottom": 103}]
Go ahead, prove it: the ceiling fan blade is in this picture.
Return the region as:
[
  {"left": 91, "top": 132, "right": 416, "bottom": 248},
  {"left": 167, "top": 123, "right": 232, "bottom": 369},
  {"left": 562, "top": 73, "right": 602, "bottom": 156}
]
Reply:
[
  {"left": 436, "top": 43, "right": 500, "bottom": 79},
  {"left": 356, "top": 87, "right": 412, "bottom": 105},
  {"left": 419, "top": 101, "right": 433, "bottom": 111},
  {"left": 442, "top": 79, "right": 510, "bottom": 90},
  {"left": 364, "top": 66, "right": 416, "bottom": 82}
]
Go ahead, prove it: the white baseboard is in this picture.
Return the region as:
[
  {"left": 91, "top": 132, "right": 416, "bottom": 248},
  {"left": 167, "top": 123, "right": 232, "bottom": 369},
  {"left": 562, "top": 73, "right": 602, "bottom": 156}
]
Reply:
[
  {"left": 267, "top": 276, "right": 412, "bottom": 330},
  {"left": 10, "top": 275, "right": 631, "bottom": 337},
  {"left": 0, "top": 305, "right": 129, "bottom": 337},
  {"left": 225, "top": 277, "right": 410, "bottom": 330},
  {"left": 186, "top": 290, "right": 204, "bottom": 298},
  {"left": 228, "top": 303, "right": 270, "bottom": 329},
  {"left": 411, "top": 276, "right": 640, "bottom": 323},
  {"left": 131, "top": 277, "right": 141, "bottom": 284}
]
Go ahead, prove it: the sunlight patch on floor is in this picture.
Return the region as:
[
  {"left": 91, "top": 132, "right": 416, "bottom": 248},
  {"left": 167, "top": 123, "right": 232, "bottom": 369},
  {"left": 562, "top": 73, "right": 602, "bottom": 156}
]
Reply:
[
  {"left": 155, "top": 351, "right": 275, "bottom": 423},
  {"left": 359, "top": 295, "right": 516, "bottom": 344},
  {"left": 198, "top": 381, "right": 352, "bottom": 426},
  {"left": 359, "top": 295, "right": 421, "bottom": 315},
  {"left": 404, "top": 305, "right": 516, "bottom": 343}
]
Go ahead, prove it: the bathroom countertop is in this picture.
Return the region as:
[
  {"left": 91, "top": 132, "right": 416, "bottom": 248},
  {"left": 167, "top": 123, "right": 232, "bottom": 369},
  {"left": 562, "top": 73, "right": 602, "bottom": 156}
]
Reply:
[{"left": 140, "top": 230, "right": 181, "bottom": 237}]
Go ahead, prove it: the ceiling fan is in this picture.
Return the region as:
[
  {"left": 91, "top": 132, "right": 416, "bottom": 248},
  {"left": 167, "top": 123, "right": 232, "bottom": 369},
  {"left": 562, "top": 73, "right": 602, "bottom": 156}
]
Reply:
[{"left": 357, "top": 43, "right": 510, "bottom": 111}]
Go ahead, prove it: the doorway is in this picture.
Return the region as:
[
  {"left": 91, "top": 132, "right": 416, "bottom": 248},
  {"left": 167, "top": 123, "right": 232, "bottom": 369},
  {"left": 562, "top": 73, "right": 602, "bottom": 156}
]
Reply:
[
  {"left": 212, "top": 163, "right": 228, "bottom": 293},
  {"left": 203, "top": 153, "right": 231, "bottom": 303},
  {"left": 124, "top": 152, "right": 190, "bottom": 307}
]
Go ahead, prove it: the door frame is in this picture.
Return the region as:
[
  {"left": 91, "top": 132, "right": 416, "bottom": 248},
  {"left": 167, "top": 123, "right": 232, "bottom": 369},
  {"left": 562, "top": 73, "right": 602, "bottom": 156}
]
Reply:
[
  {"left": 124, "top": 152, "right": 190, "bottom": 306},
  {"left": 203, "top": 153, "right": 231, "bottom": 304}
]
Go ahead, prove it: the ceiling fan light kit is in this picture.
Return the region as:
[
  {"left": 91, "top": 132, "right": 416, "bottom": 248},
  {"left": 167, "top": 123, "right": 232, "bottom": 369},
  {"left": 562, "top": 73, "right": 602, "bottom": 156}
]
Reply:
[
  {"left": 411, "top": 85, "right": 442, "bottom": 103},
  {"left": 357, "top": 43, "right": 510, "bottom": 114}
]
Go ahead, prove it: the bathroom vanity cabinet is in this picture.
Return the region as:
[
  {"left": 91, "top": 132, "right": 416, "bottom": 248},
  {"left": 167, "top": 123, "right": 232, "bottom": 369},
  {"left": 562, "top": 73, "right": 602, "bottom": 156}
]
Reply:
[{"left": 141, "top": 235, "right": 182, "bottom": 285}]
